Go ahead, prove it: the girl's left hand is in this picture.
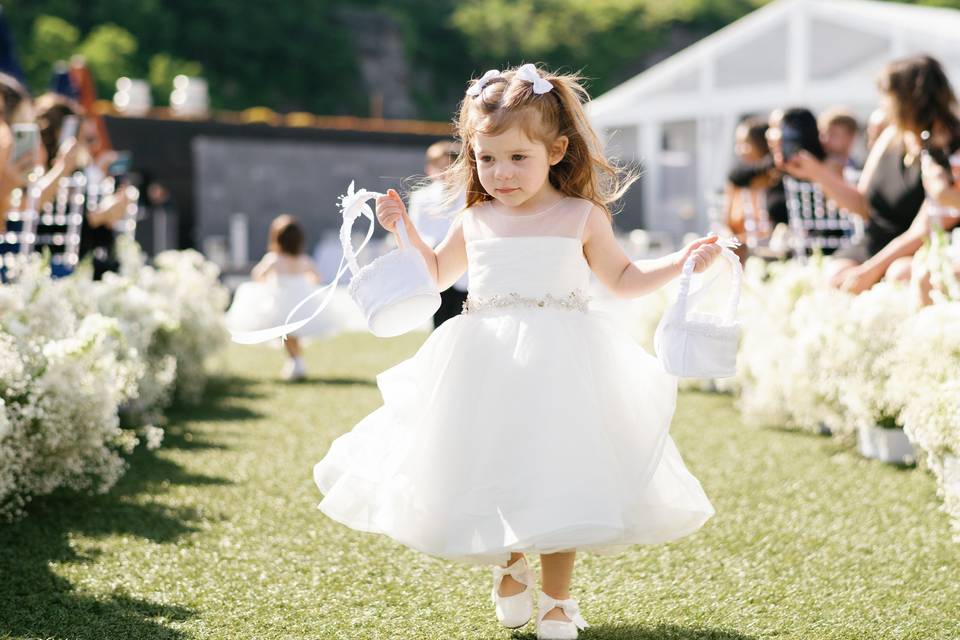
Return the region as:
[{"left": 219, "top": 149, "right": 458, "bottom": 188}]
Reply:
[{"left": 677, "top": 234, "right": 722, "bottom": 274}]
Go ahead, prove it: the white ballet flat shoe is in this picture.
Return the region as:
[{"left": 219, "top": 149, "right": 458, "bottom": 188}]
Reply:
[
  {"left": 536, "top": 590, "right": 589, "bottom": 640},
  {"left": 491, "top": 556, "right": 534, "bottom": 628}
]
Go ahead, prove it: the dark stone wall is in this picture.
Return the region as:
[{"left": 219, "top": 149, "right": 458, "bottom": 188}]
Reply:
[
  {"left": 193, "top": 136, "right": 428, "bottom": 265},
  {"left": 103, "top": 116, "right": 448, "bottom": 257}
]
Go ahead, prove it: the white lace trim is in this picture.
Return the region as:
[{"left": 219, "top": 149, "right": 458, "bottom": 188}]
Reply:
[{"left": 463, "top": 289, "right": 590, "bottom": 314}]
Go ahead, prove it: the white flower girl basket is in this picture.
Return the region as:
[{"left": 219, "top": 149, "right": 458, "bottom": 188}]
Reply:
[
  {"left": 230, "top": 182, "right": 440, "bottom": 344},
  {"left": 343, "top": 194, "right": 441, "bottom": 338},
  {"left": 653, "top": 241, "right": 742, "bottom": 378}
]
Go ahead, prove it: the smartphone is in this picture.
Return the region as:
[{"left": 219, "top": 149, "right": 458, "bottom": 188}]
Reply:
[
  {"left": 107, "top": 151, "right": 132, "bottom": 177},
  {"left": 11, "top": 123, "right": 39, "bottom": 165},
  {"left": 58, "top": 115, "right": 79, "bottom": 147},
  {"left": 779, "top": 124, "right": 802, "bottom": 163}
]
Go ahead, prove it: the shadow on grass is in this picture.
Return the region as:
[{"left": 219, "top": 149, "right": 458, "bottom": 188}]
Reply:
[
  {"left": 0, "top": 374, "right": 246, "bottom": 639},
  {"left": 513, "top": 624, "right": 756, "bottom": 639},
  {"left": 762, "top": 425, "right": 918, "bottom": 471},
  {"left": 287, "top": 375, "right": 376, "bottom": 387},
  {"left": 166, "top": 374, "right": 266, "bottom": 424}
]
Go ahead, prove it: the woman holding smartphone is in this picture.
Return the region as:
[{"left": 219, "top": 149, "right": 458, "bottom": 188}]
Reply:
[
  {"left": 783, "top": 54, "right": 960, "bottom": 293},
  {"left": 34, "top": 93, "right": 133, "bottom": 278},
  {"left": 0, "top": 72, "right": 36, "bottom": 231}
]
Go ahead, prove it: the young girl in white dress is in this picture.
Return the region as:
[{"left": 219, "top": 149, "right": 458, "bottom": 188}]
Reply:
[
  {"left": 226, "top": 214, "right": 337, "bottom": 380},
  {"left": 313, "top": 64, "right": 722, "bottom": 639}
]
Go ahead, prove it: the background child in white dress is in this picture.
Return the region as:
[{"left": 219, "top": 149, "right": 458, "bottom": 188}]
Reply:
[
  {"left": 313, "top": 64, "right": 722, "bottom": 640},
  {"left": 226, "top": 214, "right": 327, "bottom": 380}
]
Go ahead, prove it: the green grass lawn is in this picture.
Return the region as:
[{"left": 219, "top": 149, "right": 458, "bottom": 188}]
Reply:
[{"left": 1, "top": 334, "right": 958, "bottom": 640}]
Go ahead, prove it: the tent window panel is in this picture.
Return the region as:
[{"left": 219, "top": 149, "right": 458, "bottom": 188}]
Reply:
[
  {"left": 603, "top": 126, "right": 639, "bottom": 162},
  {"left": 810, "top": 19, "right": 890, "bottom": 79},
  {"left": 660, "top": 121, "right": 698, "bottom": 225},
  {"left": 603, "top": 126, "right": 644, "bottom": 230},
  {"left": 715, "top": 23, "right": 788, "bottom": 88}
]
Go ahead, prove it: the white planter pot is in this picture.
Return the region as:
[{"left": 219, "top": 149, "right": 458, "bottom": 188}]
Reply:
[{"left": 857, "top": 423, "right": 914, "bottom": 464}]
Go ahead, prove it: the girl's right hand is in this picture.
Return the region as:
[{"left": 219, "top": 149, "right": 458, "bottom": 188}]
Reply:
[
  {"left": 676, "top": 234, "right": 721, "bottom": 274},
  {"left": 784, "top": 150, "right": 822, "bottom": 181},
  {"left": 376, "top": 188, "right": 408, "bottom": 233}
]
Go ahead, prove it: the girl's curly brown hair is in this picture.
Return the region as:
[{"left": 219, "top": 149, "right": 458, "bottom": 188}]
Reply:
[{"left": 439, "top": 64, "right": 637, "bottom": 221}]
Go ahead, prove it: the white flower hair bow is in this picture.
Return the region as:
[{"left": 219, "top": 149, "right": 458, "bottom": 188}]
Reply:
[
  {"left": 516, "top": 63, "right": 554, "bottom": 94},
  {"left": 466, "top": 69, "right": 501, "bottom": 96}
]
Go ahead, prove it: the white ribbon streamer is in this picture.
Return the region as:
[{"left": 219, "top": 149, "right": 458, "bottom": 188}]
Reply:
[{"left": 229, "top": 181, "right": 382, "bottom": 344}]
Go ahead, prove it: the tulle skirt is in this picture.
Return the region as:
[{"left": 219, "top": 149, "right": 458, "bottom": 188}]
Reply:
[
  {"left": 225, "top": 277, "right": 366, "bottom": 339},
  {"left": 313, "top": 306, "right": 714, "bottom": 565}
]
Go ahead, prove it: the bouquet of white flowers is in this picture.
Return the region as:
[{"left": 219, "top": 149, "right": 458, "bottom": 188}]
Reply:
[
  {"left": 888, "top": 302, "right": 960, "bottom": 460},
  {"left": 735, "top": 257, "right": 830, "bottom": 430},
  {"left": 0, "top": 258, "right": 140, "bottom": 519},
  {"left": 0, "top": 242, "right": 231, "bottom": 520}
]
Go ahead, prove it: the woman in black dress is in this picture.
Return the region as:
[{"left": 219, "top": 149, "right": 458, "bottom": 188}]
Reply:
[{"left": 783, "top": 54, "right": 960, "bottom": 293}]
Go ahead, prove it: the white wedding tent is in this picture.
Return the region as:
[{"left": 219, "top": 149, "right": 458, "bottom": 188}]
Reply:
[{"left": 588, "top": 0, "right": 960, "bottom": 241}]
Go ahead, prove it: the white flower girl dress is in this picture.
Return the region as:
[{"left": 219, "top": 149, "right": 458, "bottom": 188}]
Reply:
[
  {"left": 313, "top": 197, "right": 714, "bottom": 564},
  {"left": 226, "top": 271, "right": 363, "bottom": 339}
]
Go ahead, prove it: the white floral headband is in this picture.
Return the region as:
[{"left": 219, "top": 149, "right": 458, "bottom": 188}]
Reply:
[{"left": 466, "top": 63, "right": 554, "bottom": 97}]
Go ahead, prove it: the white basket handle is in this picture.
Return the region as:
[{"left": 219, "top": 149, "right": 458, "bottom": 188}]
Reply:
[
  {"left": 675, "top": 238, "right": 742, "bottom": 324},
  {"left": 230, "top": 182, "right": 382, "bottom": 344}
]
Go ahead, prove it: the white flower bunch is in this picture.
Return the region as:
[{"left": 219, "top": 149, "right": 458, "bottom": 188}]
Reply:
[
  {"left": 888, "top": 302, "right": 960, "bottom": 459},
  {"left": 148, "top": 248, "right": 230, "bottom": 402},
  {"left": 830, "top": 282, "right": 913, "bottom": 435},
  {"left": 0, "top": 241, "right": 230, "bottom": 520},
  {"left": 101, "top": 241, "right": 229, "bottom": 407},
  {"left": 913, "top": 229, "right": 960, "bottom": 304},
  {"left": 887, "top": 301, "right": 960, "bottom": 539},
  {"left": 734, "top": 257, "right": 828, "bottom": 429},
  {"left": 0, "top": 308, "right": 138, "bottom": 519}
]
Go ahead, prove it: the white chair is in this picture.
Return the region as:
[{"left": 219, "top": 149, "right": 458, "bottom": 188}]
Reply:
[
  {"left": 783, "top": 176, "right": 863, "bottom": 262},
  {"left": 32, "top": 175, "right": 85, "bottom": 277},
  {"left": 94, "top": 176, "right": 141, "bottom": 239}
]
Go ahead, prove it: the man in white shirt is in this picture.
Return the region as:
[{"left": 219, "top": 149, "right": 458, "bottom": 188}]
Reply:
[{"left": 407, "top": 140, "right": 468, "bottom": 328}]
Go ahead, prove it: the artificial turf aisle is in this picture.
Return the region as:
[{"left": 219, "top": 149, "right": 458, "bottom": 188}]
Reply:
[{"left": 1, "top": 334, "right": 958, "bottom": 639}]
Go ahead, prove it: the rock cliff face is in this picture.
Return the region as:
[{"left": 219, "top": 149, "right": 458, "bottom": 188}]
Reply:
[{"left": 336, "top": 7, "right": 417, "bottom": 119}]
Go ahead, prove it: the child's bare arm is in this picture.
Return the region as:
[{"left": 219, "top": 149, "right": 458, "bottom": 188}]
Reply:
[
  {"left": 432, "top": 219, "right": 468, "bottom": 291},
  {"left": 305, "top": 265, "right": 323, "bottom": 285},
  {"left": 376, "top": 188, "right": 466, "bottom": 290},
  {"left": 251, "top": 252, "right": 277, "bottom": 282},
  {"left": 582, "top": 205, "right": 720, "bottom": 298}
]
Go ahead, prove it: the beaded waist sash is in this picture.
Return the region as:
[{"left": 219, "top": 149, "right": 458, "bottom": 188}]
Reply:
[{"left": 462, "top": 288, "right": 590, "bottom": 314}]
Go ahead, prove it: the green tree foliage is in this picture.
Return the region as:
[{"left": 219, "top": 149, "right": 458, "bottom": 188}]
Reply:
[
  {"left": 2, "top": 0, "right": 957, "bottom": 117},
  {"left": 148, "top": 53, "right": 202, "bottom": 104},
  {"left": 76, "top": 23, "right": 138, "bottom": 98},
  {"left": 23, "top": 15, "right": 78, "bottom": 92}
]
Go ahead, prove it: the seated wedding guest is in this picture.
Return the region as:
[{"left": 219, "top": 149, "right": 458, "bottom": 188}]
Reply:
[
  {"left": 0, "top": 72, "right": 35, "bottom": 229},
  {"left": 34, "top": 92, "right": 132, "bottom": 279},
  {"left": 723, "top": 117, "right": 774, "bottom": 259},
  {"left": 407, "top": 140, "right": 467, "bottom": 328},
  {"left": 765, "top": 107, "right": 847, "bottom": 256},
  {"left": 882, "top": 142, "right": 960, "bottom": 304},
  {"left": 34, "top": 93, "right": 81, "bottom": 210},
  {"left": 818, "top": 107, "right": 859, "bottom": 171},
  {"left": 782, "top": 54, "right": 960, "bottom": 292}
]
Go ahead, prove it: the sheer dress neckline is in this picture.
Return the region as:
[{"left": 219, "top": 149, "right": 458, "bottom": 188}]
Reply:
[{"left": 484, "top": 196, "right": 569, "bottom": 218}]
